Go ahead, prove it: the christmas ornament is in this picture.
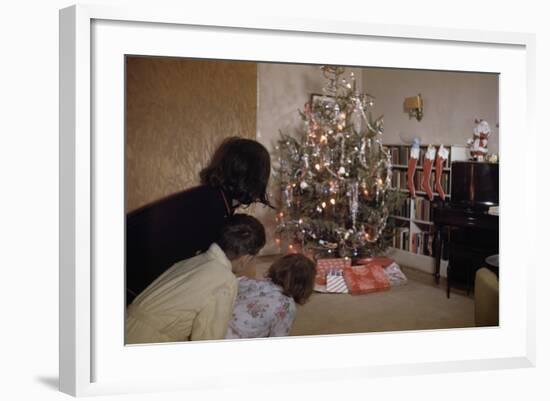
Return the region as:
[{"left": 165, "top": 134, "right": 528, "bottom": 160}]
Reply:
[
  {"left": 284, "top": 185, "right": 293, "bottom": 208},
  {"left": 347, "top": 181, "right": 359, "bottom": 229}
]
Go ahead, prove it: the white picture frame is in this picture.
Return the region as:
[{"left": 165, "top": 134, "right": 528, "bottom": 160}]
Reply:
[{"left": 59, "top": 3, "right": 536, "bottom": 397}]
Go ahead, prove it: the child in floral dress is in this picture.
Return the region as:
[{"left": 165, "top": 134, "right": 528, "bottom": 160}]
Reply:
[{"left": 226, "top": 253, "right": 316, "bottom": 339}]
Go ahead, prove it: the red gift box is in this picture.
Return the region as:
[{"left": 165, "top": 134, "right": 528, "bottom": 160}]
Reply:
[
  {"left": 342, "top": 264, "right": 390, "bottom": 295},
  {"left": 315, "top": 258, "right": 352, "bottom": 289}
]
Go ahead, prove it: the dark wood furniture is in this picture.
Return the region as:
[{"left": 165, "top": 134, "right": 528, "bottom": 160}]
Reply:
[{"left": 432, "top": 203, "right": 499, "bottom": 297}]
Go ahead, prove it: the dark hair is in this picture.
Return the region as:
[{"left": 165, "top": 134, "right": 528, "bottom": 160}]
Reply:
[
  {"left": 216, "top": 214, "right": 266, "bottom": 260},
  {"left": 200, "top": 137, "right": 272, "bottom": 207},
  {"left": 267, "top": 254, "right": 316, "bottom": 305}
]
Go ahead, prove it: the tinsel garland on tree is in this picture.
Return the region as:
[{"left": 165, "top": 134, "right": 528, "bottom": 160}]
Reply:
[{"left": 274, "top": 66, "right": 405, "bottom": 259}]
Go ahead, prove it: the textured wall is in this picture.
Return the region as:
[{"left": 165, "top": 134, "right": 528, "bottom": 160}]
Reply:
[{"left": 125, "top": 57, "right": 257, "bottom": 212}]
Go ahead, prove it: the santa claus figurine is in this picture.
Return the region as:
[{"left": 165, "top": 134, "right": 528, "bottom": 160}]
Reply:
[{"left": 468, "top": 119, "right": 492, "bottom": 161}]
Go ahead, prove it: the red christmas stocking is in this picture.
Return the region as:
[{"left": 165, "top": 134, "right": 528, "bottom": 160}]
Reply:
[
  {"left": 421, "top": 145, "right": 436, "bottom": 201},
  {"left": 434, "top": 145, "right": 449, "bottom": 199},
  {"left": 407, "top": 144, "right": 420, "bottom": 197}
]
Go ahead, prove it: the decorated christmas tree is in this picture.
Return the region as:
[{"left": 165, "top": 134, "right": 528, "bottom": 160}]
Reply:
[{"left": 274, "top": 66, "right": 404, "bottom": 259}]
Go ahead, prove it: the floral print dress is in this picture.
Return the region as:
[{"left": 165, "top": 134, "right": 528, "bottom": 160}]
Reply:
[{"left": 225, "top": 277, "right": 296, "bottom": 339}]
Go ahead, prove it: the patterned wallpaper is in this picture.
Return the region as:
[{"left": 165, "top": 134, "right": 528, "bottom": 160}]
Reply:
[{"left": 125, "top": 57, "right": 257, "bottom": 212}]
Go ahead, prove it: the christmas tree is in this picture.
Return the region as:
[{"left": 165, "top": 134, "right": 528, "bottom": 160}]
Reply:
[{"left": 274, "top": 66, "right": 405, "bottom": 259}]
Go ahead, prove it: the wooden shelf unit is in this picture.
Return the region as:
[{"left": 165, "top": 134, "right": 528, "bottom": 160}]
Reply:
[{"left": 385, "top": 144, "right": 468, "bottom": 275}]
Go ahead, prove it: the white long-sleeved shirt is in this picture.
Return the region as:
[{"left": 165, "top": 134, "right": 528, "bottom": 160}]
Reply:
[{"left": 125, "top": 243, "right": 237, "bottom": 344}]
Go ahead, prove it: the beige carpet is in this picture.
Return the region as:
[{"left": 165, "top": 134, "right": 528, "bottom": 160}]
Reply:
[{"left": 248, "top": 256, "right": 475, "bottom": 336}]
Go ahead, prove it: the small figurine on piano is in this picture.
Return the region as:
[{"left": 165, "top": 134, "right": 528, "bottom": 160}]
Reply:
[{"left": 467, "top": 119, "right": 492, "bottom": 161}]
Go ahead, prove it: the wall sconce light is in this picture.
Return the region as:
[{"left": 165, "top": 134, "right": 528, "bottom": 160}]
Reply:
[{"left": 404, "top": 94, "right": 423, "bottom": 121}]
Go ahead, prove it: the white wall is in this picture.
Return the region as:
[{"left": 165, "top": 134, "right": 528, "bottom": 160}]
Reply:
[{"left": 363, "top": 68, "right": 499, "bottom": 153}]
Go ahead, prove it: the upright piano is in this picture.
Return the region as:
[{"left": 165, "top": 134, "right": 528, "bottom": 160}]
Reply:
[{"left": 432, "top": 161, "right": 499, "bottom": 297}]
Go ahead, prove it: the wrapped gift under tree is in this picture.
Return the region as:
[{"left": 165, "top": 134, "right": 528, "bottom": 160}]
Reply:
[
  {"left": 314, "top": 256, "right": 406, "bottom": 294},
  {"left": 314, "top": 257, "right": 351, "bottom": 292},
  {"left": 343, "top": 264, "right": 391, "bottom": 295}
]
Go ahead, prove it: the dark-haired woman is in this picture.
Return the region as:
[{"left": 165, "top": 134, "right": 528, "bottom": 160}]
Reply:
[
  {"left": 225, "top": 253, "right": 316, "bottom": 339},
  {"left": 126, "top": 137, "right": 272, "bottom": 305}
]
